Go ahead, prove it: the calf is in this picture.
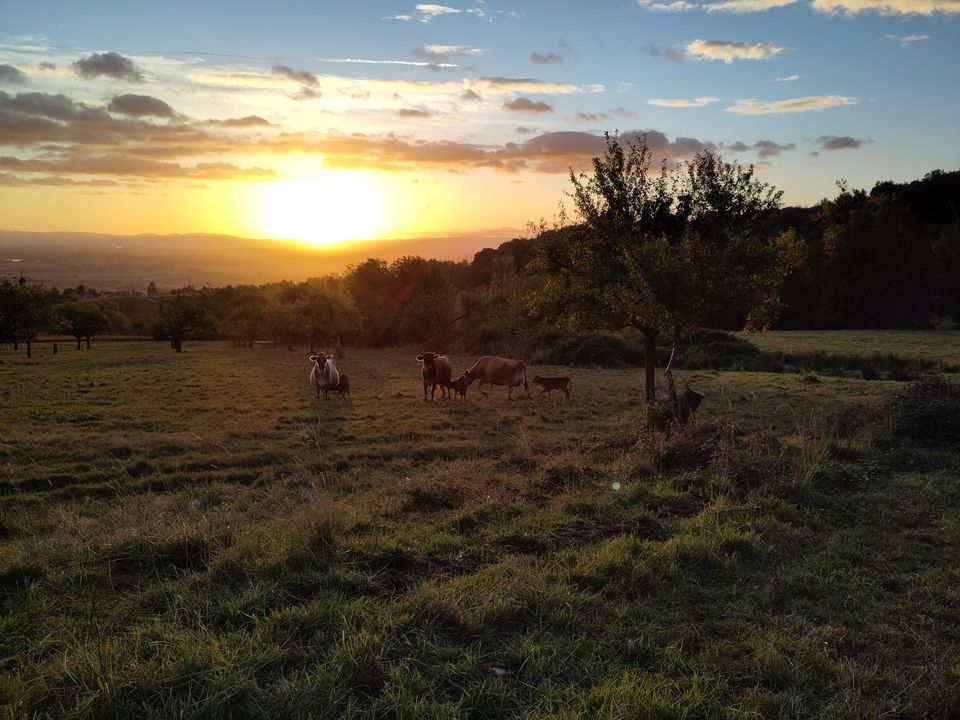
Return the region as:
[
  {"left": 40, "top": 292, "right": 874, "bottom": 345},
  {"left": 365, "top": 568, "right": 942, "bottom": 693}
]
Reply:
[
  {"left": 450, "top": 374, "right": 469, "bottom": 400},
  {"left": 337, "top": 374, "right": 351, "bottom": 399},
  {"left": 531, "top": 375, "right": 571, "bottom": 399},
  {"left": 416, "top": 352, "right": 453, "bottom": 401},
  {"left": 309, "top": 353, "right": 340, "bottom": 399},
  {"left": 463, "top": 356, "right": 530, "bottom": 399}
]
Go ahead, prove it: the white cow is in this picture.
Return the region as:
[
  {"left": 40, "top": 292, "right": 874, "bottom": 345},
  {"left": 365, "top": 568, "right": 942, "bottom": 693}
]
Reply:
[{"left": 309, "top": 353, "right": 340, "bottom": 399}]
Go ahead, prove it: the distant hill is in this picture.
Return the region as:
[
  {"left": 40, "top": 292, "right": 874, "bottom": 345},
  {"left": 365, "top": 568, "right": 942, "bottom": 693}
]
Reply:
[{"left": 0, "top": 230, "right": 516, "bottom": 291}]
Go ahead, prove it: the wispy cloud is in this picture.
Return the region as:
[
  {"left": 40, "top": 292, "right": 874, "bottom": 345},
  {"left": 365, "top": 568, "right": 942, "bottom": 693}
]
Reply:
[
  {"left": 773, "top": 74, "right": 800, "bottom": 82},
  {"left": 884, "top": 33, "right": 931, "bottom": 46},
  {"left": 645, "top": 45, "right": 686, "bottom": 63},
  {"left": 647, "top": 96, "right": 719, "bottom": 107},
  {"left": 530, "top": 51, "right": 563, "bottom": 64},
  {"left": 812, "top": 0, "right": 960, "bottom": 15},
  {"left": 816, "top": 135, "right": 872, "bottom": 150},
  {"left": 573, "top": 107, "right": 638, "bottom": 121},
  {"left": 388, "top": 3, "right": 494, "bottom": 22},
  {"left": 413, "top": 44, "right": 487, "bottom": 61},
  {"left": 271, "top": 65, "right": 319, "bottom": 86},
  {"left": 640, "top": 0, "right": 958, "bottom": 13},
  {"left": 727, "top": 95, "right": 857, "bottom": 113},
  {"left": 397, "top": 108, "right": 434, "bottom": 117},
  {"left": 503, "top": 97, "right": 554, "bottom": 113},
  {"left": 685, "top": 39, "right": 793, "bottom": 63},
  {"left": 638, "top": 0, "right": 797, "bottom": 11}
]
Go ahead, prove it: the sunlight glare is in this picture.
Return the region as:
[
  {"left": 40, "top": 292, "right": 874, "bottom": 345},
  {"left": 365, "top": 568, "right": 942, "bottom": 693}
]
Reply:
[{"left": 259, "top": 171, "right": 382, "bottom": 248}]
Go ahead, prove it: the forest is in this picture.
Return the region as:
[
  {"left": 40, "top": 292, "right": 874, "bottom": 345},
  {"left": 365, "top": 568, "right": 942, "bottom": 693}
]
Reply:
[{"left": 2, "top": 166, "right": 958, "bottom": 363}]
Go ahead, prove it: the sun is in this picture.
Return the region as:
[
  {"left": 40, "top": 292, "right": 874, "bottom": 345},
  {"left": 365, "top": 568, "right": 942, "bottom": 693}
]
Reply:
[{"left": 258, "top": 171, "right": 382, "bottom": 247}]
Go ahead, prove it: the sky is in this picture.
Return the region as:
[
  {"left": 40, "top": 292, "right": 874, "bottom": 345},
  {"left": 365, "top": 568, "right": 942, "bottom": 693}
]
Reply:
[{"left": 0, "top": 0, "right": 958, "bottom": 252}]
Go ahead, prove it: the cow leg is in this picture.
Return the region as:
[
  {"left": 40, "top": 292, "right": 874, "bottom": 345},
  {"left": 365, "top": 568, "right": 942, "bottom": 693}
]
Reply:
[{"left": 423, "top": 382, "right": 428, "bottom": 401}]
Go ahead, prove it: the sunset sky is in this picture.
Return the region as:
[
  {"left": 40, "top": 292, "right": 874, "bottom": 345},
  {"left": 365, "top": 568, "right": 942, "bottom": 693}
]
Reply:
[{"left": 1, "top": 0, "right": 958, "bottom": 251}]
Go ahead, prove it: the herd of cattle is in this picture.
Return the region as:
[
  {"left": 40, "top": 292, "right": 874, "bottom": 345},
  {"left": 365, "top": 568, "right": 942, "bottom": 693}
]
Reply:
[{"left": 308, "top": 352, "right": 571, "bottom": 401}]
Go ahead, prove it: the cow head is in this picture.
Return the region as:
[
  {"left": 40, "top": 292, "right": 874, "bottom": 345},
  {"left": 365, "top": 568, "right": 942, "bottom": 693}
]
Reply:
[
  {"left": 463, "top": 366, "right": 477, "bottom": 383},
  {"left": 416, "top": 351, "right": 438, "bottom": 368}
]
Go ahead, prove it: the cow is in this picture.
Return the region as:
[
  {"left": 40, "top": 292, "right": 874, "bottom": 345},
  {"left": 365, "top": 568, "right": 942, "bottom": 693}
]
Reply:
[
  {"left": 416, "top": 352, "right": 453, "bottom": 401},
  {"left": 450, "top": 374, "right": 469, "bottom": 400},
  {"left": 531, "top": 375, "right": 571, "bottom": 399},
  {"left": 309, "top": 353, "right": 340, "bottom": 400},
  {"left": 463, "top": 356, "right": 530, "bottom": 399},
  {"left": 337, "top": 374, "right": 351, "bottom": 399}
]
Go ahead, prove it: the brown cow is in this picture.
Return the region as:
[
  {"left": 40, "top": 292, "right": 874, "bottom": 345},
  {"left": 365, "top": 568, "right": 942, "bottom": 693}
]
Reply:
[
  {"left": 416, "top": 352, "right": 453, "bottom": 401},
  {"left": 337, "top": 374, "right": 351, "bottom": 399},
  {"left": 463, "top": 356, "right": 530, "bottom": 399}
]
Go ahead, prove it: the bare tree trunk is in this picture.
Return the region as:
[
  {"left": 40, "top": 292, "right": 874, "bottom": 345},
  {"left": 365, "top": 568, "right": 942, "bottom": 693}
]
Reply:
[
  {"left": 643, "top": 329, "right": 658, "bottom": 403},
  {"left": 76, "top": 337, "right": 82, "bottom": 350},
  {"left": 26, "top": 339, "right": 32, "bottom": 359},
  {"left": 85, "top": 337, "right": 91, "bottom": 349}
]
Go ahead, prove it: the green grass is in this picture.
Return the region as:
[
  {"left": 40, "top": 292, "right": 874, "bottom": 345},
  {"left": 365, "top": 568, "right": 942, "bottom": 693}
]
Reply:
[
  {"left": 1, "top": 340, "right": 958, "bottom": 718},
  {"left": 747, "top": 330, "right": 960, "bottom": 367}
]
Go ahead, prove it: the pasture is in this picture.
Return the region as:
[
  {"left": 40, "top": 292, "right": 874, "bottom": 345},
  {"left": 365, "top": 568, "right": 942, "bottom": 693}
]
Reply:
[{"left": 1, "top": 340, "right": 958, "bottom": 718}]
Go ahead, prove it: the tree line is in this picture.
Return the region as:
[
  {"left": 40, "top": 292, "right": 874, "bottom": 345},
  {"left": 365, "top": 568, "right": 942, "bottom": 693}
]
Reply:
[{"left": 2, "top": 136, "right": 958, "bottom": 393}]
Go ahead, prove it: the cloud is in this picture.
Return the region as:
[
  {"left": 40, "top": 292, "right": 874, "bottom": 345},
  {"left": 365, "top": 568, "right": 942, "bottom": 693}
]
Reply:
[
  {"left": 727, "top": 95, "right": 857, "bottom": 114},
  {"left": 773, "top": 74, "right": 800, "bottom": 81},
  {"left": 412, "top": 45, "right": 487, "bottom": 64},
  {"left": 503, "top": 97, "right": 555, "bottom": 113},
  {"left": 645, "top": 45, "right": 686, "bottom": 63},
  {"left": 703, "top": 0, "right": 797, "bottom": 10},
  {"left": 73, "top": 52, "right": 143, "bottom": 81},
  {"left": 202, "top": 115, "right": 273, "bottom": 128},
  {"left": 471, "top": 77, "right": 592, "bottom": 95},
  {"left": 574, "top": 106, "right": 639, "bottom": 121},
  {"left": 515, "top": 126, "right": 536, "bottom": 134},
  {"left": 460, "top": 89, "right": 482, "bottom": 101},
  {"left": 753, "top": 139, "right": 795, "bottom": 157},
  {"left": 647, "top": 96, "right": 719, "bottom": 107},
  {"left": 816, "top": 135, "right": 871, "bottom": 150},
  {"left": 811, "top": 0, "right": 960, "bottom": 15},
  {"left": 685, "top": 39, "right": 792, "bottom": 63},
  {"left": 108, "top": 94, "right": 175, "bottom": 118},
  {"left": 885, "top": 33, "right": 931, "bottom": 45},
  {"left": 638, "top": 0, "right": 798, "bottom": 10},
  {"left": 271, "top": 64, "right": 319, "bottom": 86},
  {"left": 397, "top": 108, "right": 433, "bottom": 117},
  {"left": 0, "top": 64, "right": 27, "bottom": 84},
  {"left": 636, "top": 0, "right": 699, "bottom": 9},
  {"left": 416, "top": 3, "right": 460, "bottom": 16},
  {"left": 530, "top": 51, "right": 563, "bottom": 64}
]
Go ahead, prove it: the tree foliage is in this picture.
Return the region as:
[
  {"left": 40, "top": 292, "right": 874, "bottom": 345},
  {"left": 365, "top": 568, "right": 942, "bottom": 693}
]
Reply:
[{"left": 532, "top": 133, "right": 798, "bottom": 400}]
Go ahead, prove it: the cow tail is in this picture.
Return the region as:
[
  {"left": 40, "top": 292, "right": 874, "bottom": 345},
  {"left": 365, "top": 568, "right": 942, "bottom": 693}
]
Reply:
[{"left": 521, "top": 361, "right": 530, "bottom": 396}]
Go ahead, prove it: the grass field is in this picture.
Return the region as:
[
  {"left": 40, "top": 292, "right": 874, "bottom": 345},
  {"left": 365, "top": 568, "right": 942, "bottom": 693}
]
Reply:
[
  {"left": 746, "top": 330, "right": 960, "bottom": 368},
  {"left": 1, "top": 340, "right": 959, "bottom": 718}
]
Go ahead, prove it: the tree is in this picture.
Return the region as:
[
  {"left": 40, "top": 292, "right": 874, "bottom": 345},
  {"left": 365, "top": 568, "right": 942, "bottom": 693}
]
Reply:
[
  {"left": 533, "top": 133, "right": 796, "bottom": 402},
  {"left": 158, "top": 296, "right": 213, "bottom": 352},
  {"left": 0, "top": 279, "right": 53, "bottom": 358},
  {"left": 146, "top": 281, "right": 158, "bottom": 296},
  {"left": 297, "top": 279, "right": 362, "bottom": 353},
  {"left": 224, "top": 287, "right": 266, "bottom": 348},
  {"left": 59, "top": 303, "right": 109, "bottom": 349}
]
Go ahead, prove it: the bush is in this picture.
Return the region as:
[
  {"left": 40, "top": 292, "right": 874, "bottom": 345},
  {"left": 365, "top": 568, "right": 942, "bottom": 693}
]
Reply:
[
  {"left": 529, "top": 330, "right": 645, "bottom": 368},
  {"left": 884, "top": 376, "right": 960, "bottom": 448}
]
